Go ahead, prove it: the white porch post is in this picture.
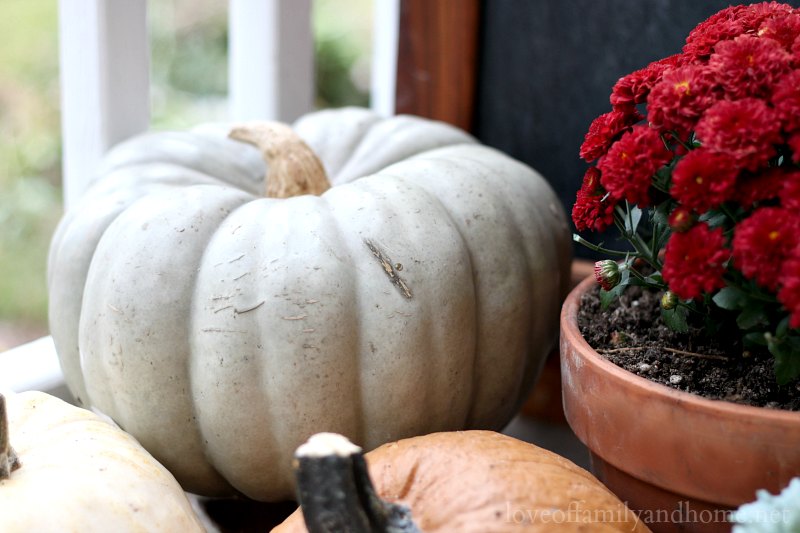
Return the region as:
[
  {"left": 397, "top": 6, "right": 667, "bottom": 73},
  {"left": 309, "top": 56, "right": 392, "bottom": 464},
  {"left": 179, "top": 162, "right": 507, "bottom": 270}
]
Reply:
[
  {"left": 228, "top": 0, "right": 315, "bottom": 123},
  {"left": 58, "top": 0, "right": 150, "bottom": 207},
  {"left": 370, "top": 0, "right": 400, "bottom": 117}
]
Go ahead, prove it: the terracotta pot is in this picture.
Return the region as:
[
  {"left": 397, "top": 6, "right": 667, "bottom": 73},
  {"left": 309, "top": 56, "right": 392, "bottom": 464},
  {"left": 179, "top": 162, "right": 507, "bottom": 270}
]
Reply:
[
  {"left": 561, "top": 276, "right": 800, "bottom": 533},
  {"left": 521, "top": 259, "right": 594, "bottom": 423}
]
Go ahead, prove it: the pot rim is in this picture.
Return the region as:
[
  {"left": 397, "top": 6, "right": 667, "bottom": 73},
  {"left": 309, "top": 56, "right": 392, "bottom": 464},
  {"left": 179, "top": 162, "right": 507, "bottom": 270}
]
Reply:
[{"left": 562, "top": 274, "right": 800, "bottom": 423}]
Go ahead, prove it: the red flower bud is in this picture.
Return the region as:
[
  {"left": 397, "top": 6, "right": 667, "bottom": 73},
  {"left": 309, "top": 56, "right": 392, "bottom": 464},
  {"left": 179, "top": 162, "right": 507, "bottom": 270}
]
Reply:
[
  {"left": 668, "top": 207, "right": 695, "bottom": 233},
  {"left": 594, "top": 260, "right": 621, "bottom": 291}
]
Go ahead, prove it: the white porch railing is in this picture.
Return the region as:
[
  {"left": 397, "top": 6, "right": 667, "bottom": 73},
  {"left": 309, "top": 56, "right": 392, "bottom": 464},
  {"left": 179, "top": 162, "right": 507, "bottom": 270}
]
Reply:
[
  {"left": 58, "top": 0, "right": 399, "bottom": 208},
  {"left": 1, "top": 0, "right": 399, "bottom": 396},
  {"left": 58, "top": 0, "right": 150, "bottom": 207},
  {"left": 228, "top": 0, "right": 315, "bottom": 123}
]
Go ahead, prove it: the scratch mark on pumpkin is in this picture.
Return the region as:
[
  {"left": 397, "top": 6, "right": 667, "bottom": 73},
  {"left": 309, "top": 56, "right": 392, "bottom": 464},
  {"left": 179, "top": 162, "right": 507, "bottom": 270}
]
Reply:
[
  {"left": 202, "top": 327, "right": 247, "bottom": 333},
  {"left": 214, "top": 305, "right": 233, "bottom": 314},
  {"left": 107, "top": 303, "right": 123, "bottom": 314},
  {"left": 364, "top": 239, "right": 413, "bottom": 299},
  {"left": 228, "top": 254, "right": 246, "bottom": 264},
  {"left": 233, "top": 272, "right": 250, "bottom": 281},
  {"left": 281, "top": 314, "right": 307, "bottom": 321},
  {"left": 302, "top": 328, "right": 315, "bottom": 333},
  {"left": 235, "top": 301, "right": 265, "bottom": 314},
  {"left": 262, "top": 258, "right": 280, "bottom": 269},
  {"left": 396, "top": 462, "right": 419, "bottom": 499}
]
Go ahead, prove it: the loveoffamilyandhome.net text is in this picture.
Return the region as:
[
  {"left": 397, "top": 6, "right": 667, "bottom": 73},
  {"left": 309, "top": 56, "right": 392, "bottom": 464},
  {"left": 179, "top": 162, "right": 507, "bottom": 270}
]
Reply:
[{"left": 504, "top": 501, "right": 791, "bottom": 529}]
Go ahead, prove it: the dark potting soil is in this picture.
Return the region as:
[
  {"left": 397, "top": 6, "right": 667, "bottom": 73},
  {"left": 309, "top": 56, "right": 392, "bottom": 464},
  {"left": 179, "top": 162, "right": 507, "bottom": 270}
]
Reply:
[{"left": 577, "top": 285, "right": 800, "bottom": 411}]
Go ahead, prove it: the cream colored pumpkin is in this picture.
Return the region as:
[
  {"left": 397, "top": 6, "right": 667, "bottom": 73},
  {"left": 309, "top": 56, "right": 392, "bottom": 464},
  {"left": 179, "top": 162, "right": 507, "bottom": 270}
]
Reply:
[
  {"left": 0, "top": 391, "right": 203, "bottom": 532},
  {"left": 47, "top": 107, "right": 572, "bottom": 501}
]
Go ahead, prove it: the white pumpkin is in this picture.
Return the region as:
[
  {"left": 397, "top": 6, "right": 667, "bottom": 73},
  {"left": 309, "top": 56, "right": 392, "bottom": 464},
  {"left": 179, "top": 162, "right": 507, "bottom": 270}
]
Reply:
[
  {"left": 0, "top": 391, "right": 203, "bottom": 532},
  {"left": 47, "top": 107, "right": 571, "bottom": 500}
]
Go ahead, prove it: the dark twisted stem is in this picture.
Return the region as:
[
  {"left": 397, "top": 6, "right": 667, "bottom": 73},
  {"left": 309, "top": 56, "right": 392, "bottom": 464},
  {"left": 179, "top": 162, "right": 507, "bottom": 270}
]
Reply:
[
  {"left": 295, "top": 433, "right": 421, "bottom": 533},
  {"left": 0, "top": 394, "right": 21, "bottom": 480}
]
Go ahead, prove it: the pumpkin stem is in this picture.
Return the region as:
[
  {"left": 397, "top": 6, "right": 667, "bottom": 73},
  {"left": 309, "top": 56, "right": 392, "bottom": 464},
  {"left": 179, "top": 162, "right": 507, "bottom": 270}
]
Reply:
[
  {"left": 0, "top": 394, "right": 21, "bottom": 480},
  {"left": 229, "top": 122, "right": 330, "bottom": 199},
  {"left": 294, "top": 433, "right": 422, "bottom": 533}
]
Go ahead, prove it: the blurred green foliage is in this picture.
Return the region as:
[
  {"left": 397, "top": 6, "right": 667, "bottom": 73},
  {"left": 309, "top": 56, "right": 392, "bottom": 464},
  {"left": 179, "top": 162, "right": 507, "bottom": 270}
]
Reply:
[
  {"left": 314, "top": 0, "right": 372, "bottom": 108},
  {"left": 0, "top": 0, "right": 371, "bottom": 330},
  {"left": 0, "top": 0, "right": 62, "bottom": 324},
  {"left": 316, "top": 37, "right": 370, "bottom": 109}
]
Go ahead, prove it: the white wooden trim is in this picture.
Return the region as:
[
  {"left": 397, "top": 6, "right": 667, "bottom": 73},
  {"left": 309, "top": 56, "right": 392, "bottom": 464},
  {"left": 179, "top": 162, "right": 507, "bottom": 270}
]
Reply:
[
  {"left": 0, "top": 337, "right": 63, "bottom": 394},
  {"left": 58, "top": 0, "right": 150, "bottom": 207},
  {"left": 370, "top": 0, "right": 400, "bottom": 116},
  {"left": 229, "top": 0, "right": 315, "bottom": 123}
]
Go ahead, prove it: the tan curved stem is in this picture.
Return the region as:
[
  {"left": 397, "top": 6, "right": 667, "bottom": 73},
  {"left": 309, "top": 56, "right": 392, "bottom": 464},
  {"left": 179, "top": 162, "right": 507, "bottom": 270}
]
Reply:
[
  {"left": 0, "top": 394, "right": 21, "bottom": 480},
  {"left": 229, "top": 122, "right": 331, "bottom": 199}
]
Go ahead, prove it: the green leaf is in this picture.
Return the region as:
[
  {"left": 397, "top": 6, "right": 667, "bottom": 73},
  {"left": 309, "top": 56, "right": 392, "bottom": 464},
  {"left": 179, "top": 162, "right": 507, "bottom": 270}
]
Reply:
[
  {"left": 661, "top": 306, "right": 689, "bottom": 333},
  {"left": 712, "top": 287, "right": 748, "bottom": 310},
  {"left": 625, "top": 206, "right": 643, "bottom": 235},
  {"left": 743, "top": 331, "right": 768, "bottom": 347},
  {"left": 651, "top": 201, "right": 673, "bottom": 228},
  {"left": 599, "top": 283, "right": 625, "bottom": 310},
  {"left": 776, "top": 316, "right": 790, "bottom": 338},
  {"left": 645, "top": 272, "right": 664, "bottom": 285},
  {"left": 699, "top": 211, "right": 728, "bottom": 229},
  {"left": 653, "top": 162, "right": 677, "bottom": 191},
  {"left": 768, "top": 335, "right": 800, "bottom": 385},
  {"left": 737, "top": 304, "right": 769, "bottom": 330},
  {"left": 655, "top": 165, "right": 672, "bottom": 181},
  {"left": 626, "top": 277, "right": 648, "bottom": 287}
]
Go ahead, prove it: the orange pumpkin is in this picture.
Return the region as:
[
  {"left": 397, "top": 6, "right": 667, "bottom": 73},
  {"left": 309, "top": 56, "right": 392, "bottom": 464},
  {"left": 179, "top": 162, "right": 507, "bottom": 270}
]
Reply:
[{"left": 274, "top": 430, "right": 650, "bottom": 533}]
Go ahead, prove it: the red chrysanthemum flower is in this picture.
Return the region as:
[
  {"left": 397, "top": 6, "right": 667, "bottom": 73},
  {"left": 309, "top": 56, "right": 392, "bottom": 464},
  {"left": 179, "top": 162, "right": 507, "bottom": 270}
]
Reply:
[
  {"left": 579, "top": 109, "right": 644, "bottom": 162},
  {"left": 789, "top": 132, "right": 800, "bottom": 163},
  {"left": 572, "top": 167, "right": 617, "bottom": 232},
  {"left": 737, "top": 2, "right": 797, "bottom": 33},
  {"left": 683, "top": 5, "right": 747, "bottom": 59},
  {"left": 793, "top": 34, "right": 800, "bottom": 62},
  {"left": 670, "top": 149, "right": 738, "bottom": 211},
  {"left": 597, "top": 125, "right": 672, "bottom": 207},
  {"left": 647, "top": 65, "right": 721, "bottom": 135},
  {"left": 695, "top": 98, "right": 781, "bottom": 171},
  {"left": 735, "top": 168, "right": 789, "bottom": 208},
  {"left": 737, "top": 0, "right": 794, "bottom": 25},
  {"left": 662, "top": 223, "right": 730, "bottom": 300},
  {"left": 610, "top": 54, "right": 683, "bottom": 112},
  {"left": 579, "top": 3, "right": 800, "bottom": 342},
  {"left": 781, "top": 171, "right": 800, "bottom": 209},
  {"left": 709, "top": 34, "right": 793, "bottom": 99},
  {"left": 778, "top": 247, "right": 800, "bottom": 329},
  {"left": 771, "top": 69, "right": 800, "bottom": 132},
  {"left": 733, "top": 207, "right": 800, "bottom": 291},
  {"left": 757, "top": 12, "right": 800, "bottom": 51},
  {"left": 684, "top": 3, "right": 797, "bottom": 59}
]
